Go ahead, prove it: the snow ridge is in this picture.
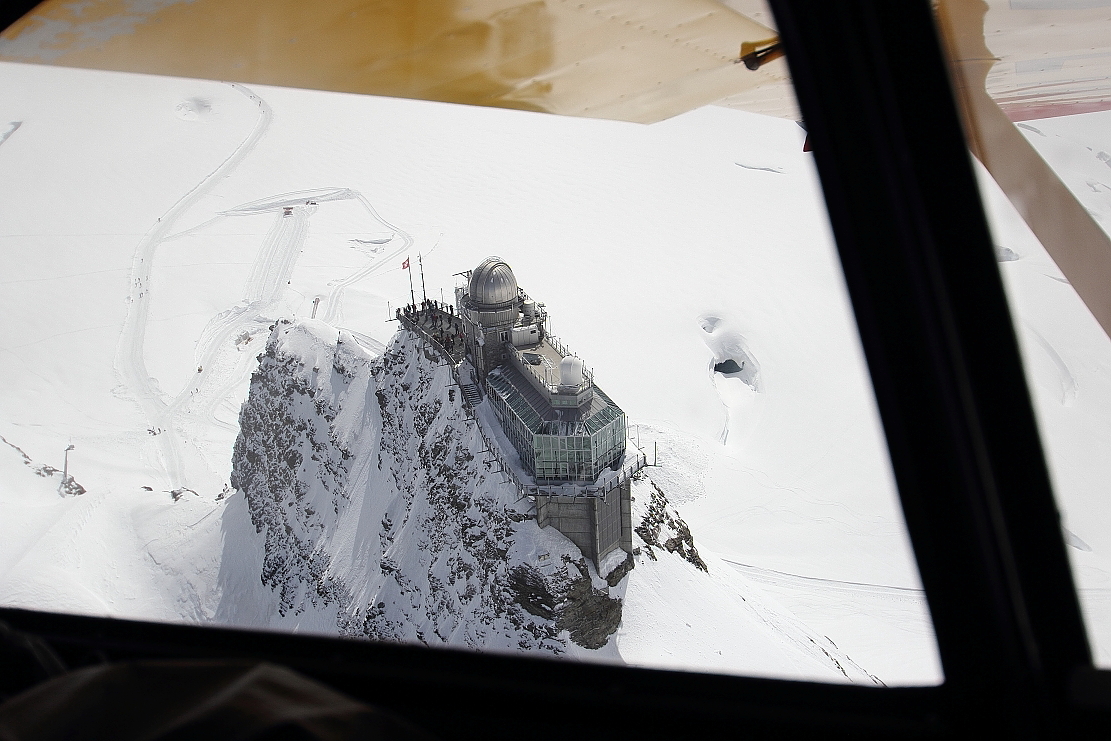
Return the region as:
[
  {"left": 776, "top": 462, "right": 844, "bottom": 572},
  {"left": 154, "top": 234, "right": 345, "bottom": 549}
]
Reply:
[{"left": 230, "top": 320, "right": 358, "bottom": 616}]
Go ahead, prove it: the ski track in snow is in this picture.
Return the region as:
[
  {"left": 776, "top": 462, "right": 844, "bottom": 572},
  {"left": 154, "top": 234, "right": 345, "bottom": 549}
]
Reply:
[
  {"left": 179, "top": 189, "right": 406, "bottom": 445},
  {"left": 320, "top": 190, "right": 413, "bottom": 329},
  {"left": 724, "top": 559, "right": 924, "bottom": 600},
  {"left": 178, "top": 204, "right": 317, "bottom": 440},
  {"left": 115, "top": 81, "right": 408, "bottom": 491},
  {"left": 115, "top": 82, "right": 272, "bottom": 490}
]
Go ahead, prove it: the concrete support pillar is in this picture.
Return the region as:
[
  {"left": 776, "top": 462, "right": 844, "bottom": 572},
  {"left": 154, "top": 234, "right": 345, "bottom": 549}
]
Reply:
[
  {"left": 620, "top": 479, "right": 633, "bottom": 553},
  {"left": 534, "top": 478, "right": 633, "bottom": 570}
]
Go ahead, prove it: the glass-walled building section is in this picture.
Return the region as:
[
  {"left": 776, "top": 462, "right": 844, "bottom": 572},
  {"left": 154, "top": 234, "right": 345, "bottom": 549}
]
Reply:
[
  {"left": 533, "top": 411, "right": 625, "bottom": 482},
  {"left": 486, "top": 368, "right": 541, "bottom": 475},
  {"left": 486, "top": 364, "right": 626, "bottom": 483}
]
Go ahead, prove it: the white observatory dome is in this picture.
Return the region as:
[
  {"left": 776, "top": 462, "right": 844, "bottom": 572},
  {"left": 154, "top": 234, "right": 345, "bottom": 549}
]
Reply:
[
  {"left": 469, "top": 257, "right": 518, "bottom": 309},
  {"left": 559, "top": 356, "right": 585, "bottom": 388}
]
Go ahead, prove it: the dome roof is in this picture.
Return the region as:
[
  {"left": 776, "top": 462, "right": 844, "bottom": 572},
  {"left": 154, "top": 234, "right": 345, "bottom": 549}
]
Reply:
[{"left": 469, "top": 256, "right": 518, "bottom": 309}]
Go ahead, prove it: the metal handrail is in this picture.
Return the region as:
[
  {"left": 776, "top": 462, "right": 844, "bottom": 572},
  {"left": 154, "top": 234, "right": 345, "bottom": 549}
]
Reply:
[
  {"left": 543, "top": 334, "right": 594, "bottom": 384},
  {"left": 397, "top": 312, "right": 459, "bottom": 364},
  {"left": 525, "top": 453, "right": 646, "bottom": 499}
]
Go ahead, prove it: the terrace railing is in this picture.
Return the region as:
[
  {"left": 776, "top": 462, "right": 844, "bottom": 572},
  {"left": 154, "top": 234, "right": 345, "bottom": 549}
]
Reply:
[
  {"left": 524, "top": 452, "right": 646, "bottom": 499},
  {"left": 397, "top": 310, "right": 461, "bottom": 365},
  {"left": 544, "top": 334, "right": 594, "bottom": 386}
]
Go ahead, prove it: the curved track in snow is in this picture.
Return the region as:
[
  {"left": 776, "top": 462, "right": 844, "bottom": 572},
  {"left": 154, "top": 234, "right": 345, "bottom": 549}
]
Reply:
[
  {"left": 320, "top": 190, "right": 412, "bottom": 328},
  {"left": 152, "top": 183, "right": 407, "bottom": 489},
  {"left": 723, "top": 559, "right": 925, "bottom": 601},
  {"left": 116, "top": 80, "right": 414, "bottom": 492},
  {"left": 115, "top": 83, "right": 273, "bottom": 489},
  {"left": 177, "top": 188, "right": 406, "bottom": 444},
  {"left": 169, "top": 203, "right": 315, "bottom": 441}
]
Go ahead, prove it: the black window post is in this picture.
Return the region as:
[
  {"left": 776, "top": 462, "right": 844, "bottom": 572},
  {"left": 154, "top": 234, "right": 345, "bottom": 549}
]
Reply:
[{"left": 769, "top": 0, "right": 1092, "bottom": 734}]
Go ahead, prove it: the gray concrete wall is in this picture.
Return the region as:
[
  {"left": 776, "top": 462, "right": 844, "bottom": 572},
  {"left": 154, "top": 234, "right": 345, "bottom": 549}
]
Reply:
[
  {"left": 535, "top": 478, "right": 632, "bottom": 569},
  {"left": 536, "top": 494, "right": 596, "bottom": 562},
  {"left": 620, "top": 478, "right": 633, "bottom": 553}
]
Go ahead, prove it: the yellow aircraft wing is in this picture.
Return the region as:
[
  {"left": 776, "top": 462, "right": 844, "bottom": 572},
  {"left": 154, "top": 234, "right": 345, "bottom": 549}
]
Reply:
[
  {"left": 977, "top": 0, "right": 1111, "bottom": 123},
  {"left": 0, "top": 0, "right": 795, "bottom": 124}
]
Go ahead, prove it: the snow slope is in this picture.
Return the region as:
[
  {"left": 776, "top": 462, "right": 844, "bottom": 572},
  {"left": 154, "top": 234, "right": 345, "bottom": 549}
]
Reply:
[{"left": 0, "top": 60, "right": 954, "bottom": 683}]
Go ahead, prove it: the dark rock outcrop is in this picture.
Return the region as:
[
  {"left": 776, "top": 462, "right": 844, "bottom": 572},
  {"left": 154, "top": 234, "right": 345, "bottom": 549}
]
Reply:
[
  {"left": 227, "top": 321, "right": 623, "bottom": 654},
  {"left": 635, "top": 480, "right": 707, "bottom": 572}
]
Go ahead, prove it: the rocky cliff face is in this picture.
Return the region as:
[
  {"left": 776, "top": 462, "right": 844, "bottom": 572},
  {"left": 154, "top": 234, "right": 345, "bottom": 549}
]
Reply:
[
  {"left": 218, "top": 319, "right": 883, "bottom": 684},
  {"left": 222, "top": 319, "right": 624, "bottom": 654}
]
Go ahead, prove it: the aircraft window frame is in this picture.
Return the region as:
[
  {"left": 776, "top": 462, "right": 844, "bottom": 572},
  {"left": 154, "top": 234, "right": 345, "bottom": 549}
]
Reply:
[
  {"left": 1, "top": 0, "right": 1109, "bottom": 737},
  {"left": 770, "top": 0, "right": 1106, "bottom": 736}
]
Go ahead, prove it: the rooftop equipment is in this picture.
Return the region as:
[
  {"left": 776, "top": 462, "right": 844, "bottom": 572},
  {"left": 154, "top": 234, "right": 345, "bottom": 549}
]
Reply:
[
  {"left": 559, "top": 356, "right": 585, "bottom": 389},
  {"left": 511, "top": 325, "right": 541, "bottom": 347}
]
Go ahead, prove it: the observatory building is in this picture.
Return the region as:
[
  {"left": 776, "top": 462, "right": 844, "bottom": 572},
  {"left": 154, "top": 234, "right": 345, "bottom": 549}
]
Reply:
[{"left": 455, "top": 257, "right": 638, "bottom": 567}]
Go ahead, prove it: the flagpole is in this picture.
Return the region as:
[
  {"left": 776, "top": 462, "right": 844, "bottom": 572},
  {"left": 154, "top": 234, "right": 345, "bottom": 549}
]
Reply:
[
  {"left": 418, "top": 253, "right": 427, "bottom": 303},
  {"left": 405, "top": 257, "right": 416, "bottom": 308}
]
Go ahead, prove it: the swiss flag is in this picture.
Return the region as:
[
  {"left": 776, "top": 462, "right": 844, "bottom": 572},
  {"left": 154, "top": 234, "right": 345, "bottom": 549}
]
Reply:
[{"left": 402, "top": 258, "right": 410, "bottom": 270}]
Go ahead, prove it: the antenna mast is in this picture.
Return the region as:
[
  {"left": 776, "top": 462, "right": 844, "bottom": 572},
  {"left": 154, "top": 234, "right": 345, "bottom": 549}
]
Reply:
[
  {"left": 405, "top": 257, "right": 416, "bottom": 308},
  {"left": 418, "top": 253, "right": 427, "bottom": 302}
]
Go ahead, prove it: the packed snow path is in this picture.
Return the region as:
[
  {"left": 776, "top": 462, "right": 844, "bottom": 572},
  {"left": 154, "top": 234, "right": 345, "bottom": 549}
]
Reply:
[
  {"left": 115, "top": 82, "right": 272, "bottom": 490},
  {"left": 118, "top": 133, "right": 413, "bottom": 491}
]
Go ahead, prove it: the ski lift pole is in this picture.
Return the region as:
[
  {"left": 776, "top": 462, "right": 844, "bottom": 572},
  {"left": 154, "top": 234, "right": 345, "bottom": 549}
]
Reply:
[{"left": 60, "top": 444, "right": 74, "bottom": 494}]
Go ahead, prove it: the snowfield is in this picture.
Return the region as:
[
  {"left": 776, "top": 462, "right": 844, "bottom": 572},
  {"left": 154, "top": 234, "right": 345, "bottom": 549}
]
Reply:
[{"left": 0, "top": 59, "right": 1106, "bottom": 684}]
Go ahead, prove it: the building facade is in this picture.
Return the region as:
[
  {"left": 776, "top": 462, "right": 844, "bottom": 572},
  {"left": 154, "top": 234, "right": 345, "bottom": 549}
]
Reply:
[{"left": 455, "top": 257, "right": 636, "bottom": 567}]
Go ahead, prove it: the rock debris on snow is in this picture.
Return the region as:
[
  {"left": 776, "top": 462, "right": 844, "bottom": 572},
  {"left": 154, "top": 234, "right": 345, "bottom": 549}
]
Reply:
[{"left": 634, "top": 478, "right": 707, "bottom": 572}]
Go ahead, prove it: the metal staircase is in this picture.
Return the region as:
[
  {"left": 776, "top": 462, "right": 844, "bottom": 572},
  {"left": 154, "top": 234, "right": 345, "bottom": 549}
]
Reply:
[{"left": 460, "top": 383, "right": 482, "bottom": 407}]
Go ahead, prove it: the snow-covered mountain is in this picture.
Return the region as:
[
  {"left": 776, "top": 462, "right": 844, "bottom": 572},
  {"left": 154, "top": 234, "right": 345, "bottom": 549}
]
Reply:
[
  {"left": 0, "top": 60, "right": 943, "bottom": 685},
  {"left": 222, "top": 318, "right": 597, "bottom": 653},
  {"left": 214, "top": 317, "right": 879, "bottom": 681}
]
